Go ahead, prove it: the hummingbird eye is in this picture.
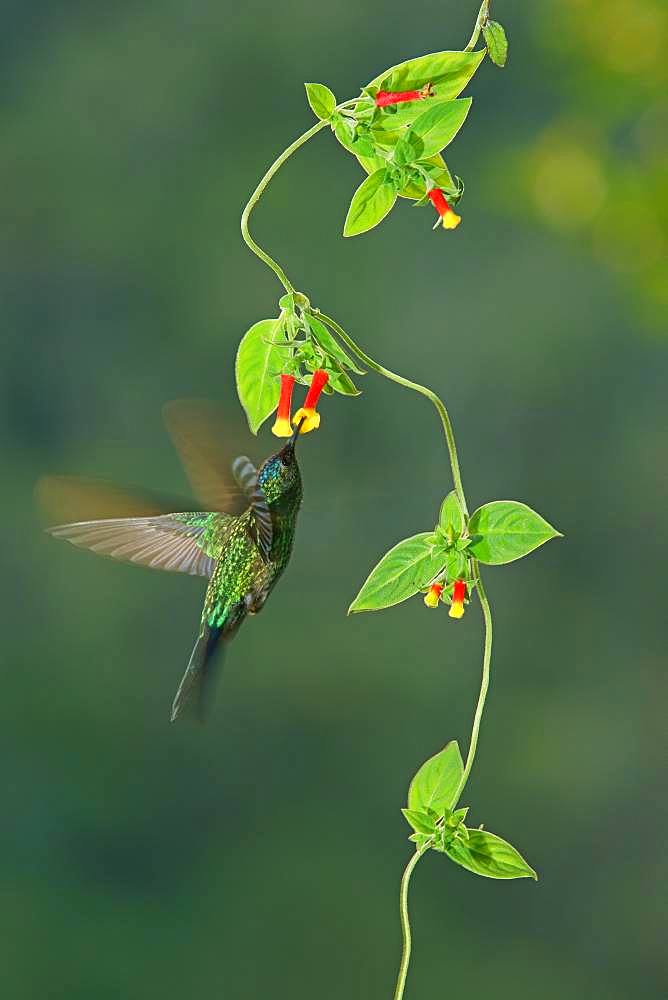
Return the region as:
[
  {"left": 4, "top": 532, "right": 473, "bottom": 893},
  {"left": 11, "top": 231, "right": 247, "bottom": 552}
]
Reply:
[{"left": 280, "top": 450, "right": 293, "bottom": 467}]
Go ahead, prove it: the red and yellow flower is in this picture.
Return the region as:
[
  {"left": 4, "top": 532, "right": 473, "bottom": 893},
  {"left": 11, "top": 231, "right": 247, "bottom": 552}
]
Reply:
[
  {"left": 293, "top": 369, "right": 329, "bottom": 433},
  {"left": 449, "top": 579, "right": 467, "bottom": 619},
  {"left": 428, "top": 188, "right": 461, "bottom": 230},
  {"left": 272, "top": 374, "right": 296, "bottom": 437},
  {"left": 424, "top": 581, "right": 444, "bottom": 608},
  {"left": 375, "top": 83, "right": 434, "bottom": 107}
]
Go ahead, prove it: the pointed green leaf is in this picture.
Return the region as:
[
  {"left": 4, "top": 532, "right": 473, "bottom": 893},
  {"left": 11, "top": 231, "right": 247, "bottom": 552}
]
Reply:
[
  {"left": 235, "top": 317, "right": 287, "bottom": 434},
  {"left": 334, "top": 117, "right": 356, "bottom": 152},
  {"left": 402, "top": 808, "right": 436, "bottom": 835},
  {"left": 408, "top": 98, "right": 472, "bottom": 158},
  {"left": 408, "top": 832, "right": 432, "bottom": 849},
  {"left": 448, "top": 807, "right": 469, "bottom": 827},
  {"left": 439, "top": 491, "right": 465, "bottom": 536},
  {"left": 445, "top": 828, "right": 537, "bottom": 880},
  {"left": 327, "top": 367, "right": 360, "bottom": 396},
  {"left": 348, "top": 533, "right": 447, "bottom": 613},
  {"left": 446, "top": 548, "right": 467, "bottom": 582},
  {"left": 343, "top": 169, "right": 397, "bottom": 237},
  {"left": 307, "top": 315, "right": 365, "bottom": 374},
  {"left": 334, "top": 120, "right": 374, "bottom": 158},
  {"left": 483, "top": 21, "right": 509, "bottom": 68},
  {"left": 468, "top": 500, "right": 562, "bottom": 565},
  {"left": 304, "top": 82, "right": 336, "bottom": 120},
  {"left": 408, "top": 741, "right": 464, "bottom": 816}
]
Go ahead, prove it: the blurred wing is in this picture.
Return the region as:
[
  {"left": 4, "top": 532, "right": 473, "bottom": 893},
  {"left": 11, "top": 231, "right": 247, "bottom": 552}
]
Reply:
[
  {"left": 163, "top": 399, "right": 247, "bottom": 514},
  {"left": 36, "top": 475, "right": 197, "bottom": 523},
  {"left": 231, "top": 455, "right": 272, "bottom": 561},
  {"left": 46, "top": 513, "right": 220, "bottom": 577}
]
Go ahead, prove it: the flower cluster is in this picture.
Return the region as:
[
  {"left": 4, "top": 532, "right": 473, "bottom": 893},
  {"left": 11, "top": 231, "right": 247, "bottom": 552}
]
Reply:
[
  {"left": 272, "top": 369, "right": 329, "bottom": 437},
  {"left": 424, "top": 578, "right": 468, "bottom": 619}
]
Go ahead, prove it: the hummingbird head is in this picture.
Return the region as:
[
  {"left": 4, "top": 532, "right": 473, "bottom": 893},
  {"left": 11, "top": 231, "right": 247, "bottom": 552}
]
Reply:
[{"left": 257, "top": 418, "right": 304, "bottom": 509}]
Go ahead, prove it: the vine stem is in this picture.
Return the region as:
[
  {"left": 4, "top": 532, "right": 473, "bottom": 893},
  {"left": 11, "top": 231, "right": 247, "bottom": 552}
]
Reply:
[
  {"left": 314, "top": 311, "right": 468, "bottom": 518},
  {"left": 453, "top": 562, "right": 493, "bottom": 803},
  {"left": 465, "top": 0, "right": 491, "bottom": 51},
  {"left": 240, "top": 100, "right": 361, "bottom": 294},
  {"left": 392, "top": 846, "right": 428, "bottom": 1000}
]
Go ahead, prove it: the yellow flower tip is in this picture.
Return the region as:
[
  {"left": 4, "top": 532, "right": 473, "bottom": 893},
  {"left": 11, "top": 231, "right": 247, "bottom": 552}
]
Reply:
[
  {"left": 293, "top": 406, "right": 320, "bottom": 433},
  {"left": 442, "top": 209, "right": 461, "bottom": 230},
  {"left": 448, "top": 601, "right": 465, "bottom": 619},
  {"left": 271, "top": 416, "right": 293, "bottom": 438},
  {"left": 424, "top": 583, "right": 443, "bottom": 608}
]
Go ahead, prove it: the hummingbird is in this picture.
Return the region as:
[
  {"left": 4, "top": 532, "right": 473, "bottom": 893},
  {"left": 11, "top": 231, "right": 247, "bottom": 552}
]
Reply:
[{"left": 41, "top": 401, "right": 306, "bottom": 722}]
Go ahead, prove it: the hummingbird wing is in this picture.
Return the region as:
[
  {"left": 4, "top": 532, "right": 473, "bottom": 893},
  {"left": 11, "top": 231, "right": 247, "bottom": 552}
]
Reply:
[
  {"left": 231, "top": 456, "right": 273, "bottom": 562},
  {"left": 45, "top": 513, "right": 224, "bottom": 577},
  {"left": 163, "top": 399, "right": 247, "bottom": 514},
  {"left": 37, "top": 475, "right": 231, "bottom": 576}
]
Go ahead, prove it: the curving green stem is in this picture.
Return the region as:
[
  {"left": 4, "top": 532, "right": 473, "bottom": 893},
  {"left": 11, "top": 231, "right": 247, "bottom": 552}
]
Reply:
[
  {"left": 314, "top": 311, "right": 468, "bottom": 518},
  {"left": 465, "top": 0, "right": 491, "bottom": 51},
  {"left": 393, "top": 846, "right": 429, "bottom": 1000},
  {"left": 240, "top": 100, "right": 361, "bottom": 295},
  {"left": 453, "top": 562, "right": 493, "bottom": 804}
]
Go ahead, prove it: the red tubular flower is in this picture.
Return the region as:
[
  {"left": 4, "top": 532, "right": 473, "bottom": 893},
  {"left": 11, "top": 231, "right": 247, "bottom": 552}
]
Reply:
[
  {"left": 293, "top": 369, "right": 329, "bottom": 433},
  {"left": 449, "top": 579, "right": 467, "bottom": 619},
  {"left": 375, "top": 83, "right": 434, "bottom": 107},
  {"left": 428, "top": 188, "right": 461, "bottom": 230},
  {"left": 271, "top": 374, "right": 295, "bottom": 438},
  {"left": 424, "top": 582, "right": 444, "bottom": 609}
]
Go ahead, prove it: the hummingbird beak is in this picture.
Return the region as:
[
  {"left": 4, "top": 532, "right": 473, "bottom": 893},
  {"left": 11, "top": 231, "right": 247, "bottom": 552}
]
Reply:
[
  {"left": 289, "top": 416, "right": 306, "bottom": 449},
  {"left": 279, "top": 416, "right": 305, "bottom": 461}
]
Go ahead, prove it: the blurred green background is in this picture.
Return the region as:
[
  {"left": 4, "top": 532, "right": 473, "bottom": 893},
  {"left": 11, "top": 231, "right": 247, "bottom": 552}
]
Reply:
[{"left": 3, "top": 1, "right": 666, "bottom": 997}]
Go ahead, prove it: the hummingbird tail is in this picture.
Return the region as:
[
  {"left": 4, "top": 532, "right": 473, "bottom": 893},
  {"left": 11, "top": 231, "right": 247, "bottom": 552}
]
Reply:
[{"left": 170, "top": 624, "right": 225, "bottom": 723}]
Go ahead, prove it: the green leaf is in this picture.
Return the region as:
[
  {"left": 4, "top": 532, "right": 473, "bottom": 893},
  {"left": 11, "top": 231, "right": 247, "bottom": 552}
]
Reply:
[
  {"left": 402, "top": 808, "right": 436, "bottom": 835},
  {"left": 348, "top": 533, "right": 447, "bottom": 613},
  {"left": 307, "top": 315, "right": 365, "bottom": 374},
  {"left": 408, "top": 741, "right": 464, "bottom": 816},
  {"left": 448, "top": 806, "right": 469, "bottom": 827},
  {"left": 235, "top": 317, "right": 287, "bottom": 434},
  {"left": 483, "top": 21, "right": 509, "bottom": 68},
  {"left": 445, "top": 828, "right": 537, "bottom": 880},
  {"left": 334, "top": 118, "right": 356, "bottom": 152},
  {"left": 446, "top": 548, "right": 467, "bottom": 582},
  {"left": 343, "top": 169, "right": 397, "bottom": 237},
  {"left": 408, "top": 98, "right": 472, "bottom": 158},
  {"left": 305, "top": 82, "right": 336, "bottom": 120},
  {"left": 408, "top": 832, "right": 432, "bottom": 849},
  {"left": 333, "top": 119, "right": 374, "bottom": 158},
  {"left": 327, "top": 367, "right": 360, "bottom": 396},
  {"left": 468, "top": 501, "right": 562, "bottom": 565},
  {"left": 368, "top": 49, "right": 485, "bottom": 129},
  {"left": 439, "top": 491, "right": 465, "bottom": 536}
]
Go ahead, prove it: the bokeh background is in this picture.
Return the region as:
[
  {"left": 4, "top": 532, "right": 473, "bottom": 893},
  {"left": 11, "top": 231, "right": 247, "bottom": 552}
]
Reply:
[{"left": 2, "top": 1, "right": 666, "bottom": 997}]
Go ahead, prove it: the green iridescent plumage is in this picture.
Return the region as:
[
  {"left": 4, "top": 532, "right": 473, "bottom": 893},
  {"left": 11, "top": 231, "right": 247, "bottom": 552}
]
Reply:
[{"left": 43, "top": 401, "right": 304, "bottom": 722}]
